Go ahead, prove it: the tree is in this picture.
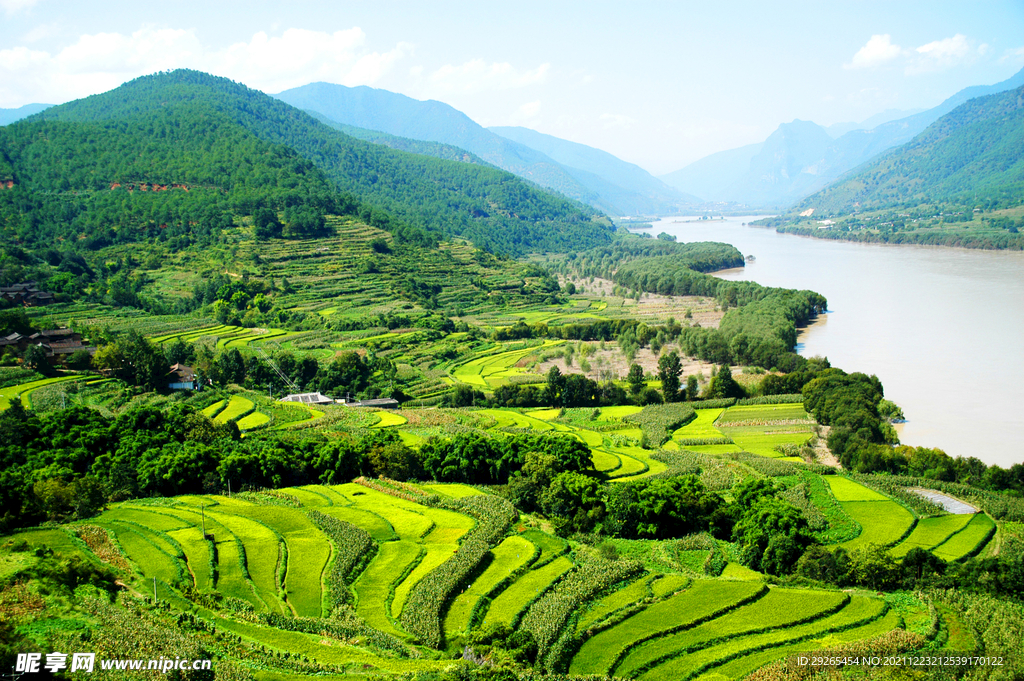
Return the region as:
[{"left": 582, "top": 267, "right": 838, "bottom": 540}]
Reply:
[
  {"left": 686, "top": 375, "right": 699, "bottom": 401},
  {"left": 626, "top": 364, "right": 646, "bottom": 396},
  {"left": 541, "top": 471, "right": 604, "bottom": 537},
  {"left": 253, "top": 208, "right": 283, "bottom": 239},
  {"left": 705, "top": 364, "right": 744, "bottom": 399},
  {"left": 23, "top": 345, "right": 55, "bottom": 376},
  {"left": 658, "top": 351, "right": 682, "bottom": 402}
]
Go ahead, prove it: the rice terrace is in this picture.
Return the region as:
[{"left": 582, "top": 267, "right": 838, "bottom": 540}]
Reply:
[{"left": 2, "top": 25, "right": 1024, "bottom": 681}]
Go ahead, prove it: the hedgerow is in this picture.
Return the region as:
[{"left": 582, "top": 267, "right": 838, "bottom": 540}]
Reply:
[
  {"left": 306, "top": 509, "right": 375, "bottom": 607},
  {"left": 624, "top": 403, "right": 696, "bottom": 447},
  {"left": 736, "top": 394, "right": 804, "bottom": 405},
  {"left": 521, "top": 557, "right": 644, "bottom": 671},
  {"left": 398, "top": 493, "right": 518, "bottom": 646},
  {"left": 254, "top": 610, "right": 417, "bottom": 658}
]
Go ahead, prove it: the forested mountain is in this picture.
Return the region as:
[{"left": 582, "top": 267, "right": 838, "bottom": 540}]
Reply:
[
  {"left": 0, "top": 70, "right": 612, "bottom": 256},
  {"left": 276, "top": 82, "right": 691, "bottom": 215},
  {"left": 489, "top": 126, "right": 699, "bottom": 214},
  {"left": 0, "top": 103, "right": 51, "bottom": 126},
  {"left": 661, "top": 66, "right": 1024, "bottom": 207},
  {"left": 792, "top": 84, "right": 1024, "bottom": 214}
]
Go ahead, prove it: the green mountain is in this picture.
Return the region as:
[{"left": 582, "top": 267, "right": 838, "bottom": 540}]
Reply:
[
  {"left": 794, "top": 84, "right": 1024, "bottom": 214},
  {"left": 2, "top": 70, "right": 611, "bottom": 257}
]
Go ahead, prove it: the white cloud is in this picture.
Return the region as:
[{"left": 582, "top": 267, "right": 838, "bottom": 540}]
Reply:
[
  {"left": 845, "top": 34, "right": 902, "bottom": 70},
  {"left": 1000, "top": 46, "right": 1024, "bottom": 64},
  {"left": 0, "top": 0, "right": 39, "bottom": 15},
  {"left": 599, "top": 113, "right": 636, "bottom": 129},
  {"left": 907, "top": 33, "right": 972, "bottom": 73},
  {"left": 0, "top": 26, "right": 413, "bottom": 106},
  {"left": 429, "top": 59, "right": 549, "bottom": 93}
]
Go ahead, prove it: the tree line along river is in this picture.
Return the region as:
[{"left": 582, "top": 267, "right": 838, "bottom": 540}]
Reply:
[{"left": 652, "top": 216, "right": 1024, "bottom": 469}]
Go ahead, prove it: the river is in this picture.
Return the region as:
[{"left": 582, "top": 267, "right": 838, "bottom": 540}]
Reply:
[{"left": 651, "top": 216, "right": 1024, "bottom": 469}]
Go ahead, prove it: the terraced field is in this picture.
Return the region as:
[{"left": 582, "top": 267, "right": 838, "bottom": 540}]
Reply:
[
  {"left": 10, "top": 476, "right": 929, "bottom": 679},
  {"left": 715, "top": 403, "right": 814, "bottom": 459},
  {"left": 450, "top": 340, "right": 562, "bottom": 388}
]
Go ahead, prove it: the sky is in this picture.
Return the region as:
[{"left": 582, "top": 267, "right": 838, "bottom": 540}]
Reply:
[{"left": 2, "top": 0, "right": 1023, "bottom": 175}]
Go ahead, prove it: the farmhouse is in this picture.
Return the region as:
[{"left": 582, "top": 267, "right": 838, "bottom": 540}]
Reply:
[
  {"left": 279, "top": 391, "right": 335, "bottom": 405},
  {"left": 167, "top": 363, "right": 201, "bottom": 390}
]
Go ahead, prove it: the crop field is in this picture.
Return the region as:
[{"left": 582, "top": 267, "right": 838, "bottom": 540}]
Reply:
[
  {"left": 444, "top": 535, "right": 537, "bottom": 637},
  {"left": 482, "top": 555, "right": 574, "bottom": 627},
  {"left": 672, "top": 408, "right": 727, "bottom": 441},
  {"left": 615, "top": 588, "right": 849, "bottom": 677},
  {"left": 569, "top": 579, "right": 767, "bottom": 676},
  {"left": 715, "top": 403, "right": 812, "bottom": 424},
  {"left": 932, "top": 513, "right": 996, "bottom": 562},
  {"left": 826, "top": 476, "right": 891, "bottom": 502},
  {"left": 214, "top": 396, "right": 255, "bottom": 424},
  {"left": 0, "top": 376, "right": 87, "bottom": 411},
  {"left": 450, "top": 340, "right": 562, "bottom": 388},
  {"left": 890, "top": 514, "right": 975, "bottom": 557},
  {"left": 638, "top": 595, "right": 891, "bottom": 681},
  {"left": 5, "top": 475, "right": 928, "bottom": 680},
  {"left": 839, "top": 500, "right": 916, "bottom": 550}
]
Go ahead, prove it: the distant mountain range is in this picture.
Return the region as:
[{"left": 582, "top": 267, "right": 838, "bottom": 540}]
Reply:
[
  {"left": 793, "top": 83, "right": 1024, "bottom": 215},
  {"left": 661, "top": 67, "right": 1024, "bottom": 208},
  {"left": 276, "top": 83, "right": 695, "bottom": 216},
  {"left": 0, "top": 103, "right": 52, "bottom": 126}
]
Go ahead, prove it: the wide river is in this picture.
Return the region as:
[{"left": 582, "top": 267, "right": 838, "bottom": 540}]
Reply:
[{"left": 651, "top": 216, "right": 1024, "bottom": 469}]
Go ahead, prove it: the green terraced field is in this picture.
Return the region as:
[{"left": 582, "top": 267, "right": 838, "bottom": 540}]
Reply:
[
  {"left": 716, "top": 403, "right": 811, "bottom": 424},
  {"left": 639, "top": 595, "right": 890, "bottom": 681},
  {"left": 569, "top": 579, "right": 767, "bottom": 676},
  {"left": 839, "top": 500, "right": 916, "bottom": 550},
  {"left": 718, "top": 423, "right": 813, "bottom": 458},
  {"left": 672, "top": 408, "right": 726, "bottom": 440},
  {"left": 215, "top": 396, "right": 255, "bottom": 424},
  {"left": 0, "top": 376, "right": 87, "bottom": 411},
  {"left": 482, "top": 555, "right": 574, "bottom": 627},
  {"left": 450, "top": 341, "right": 562, "bottom": 388},
  {"left": 825, "top": 476, "right": 890, "bottom": 502},
  {"left": 932, "top": 513, "right": 996, "bottom": 562},
  {"left": 353, "top": 540, "right": 423, "bottom": 636},
  {"left": 236, "top": 411, "right": 271, "bottom": 430},
  {"left": 891, "top": 514, "right": 974, "bottom": 557},
  {"left": 616, "top": 588, "right": 848, "bottom": 677},
  {"left": 372, "top": 411, "right": 408, "bottom": 427},
  {"left": 444, "top": 535, "right": 537, "bottom": 637}
]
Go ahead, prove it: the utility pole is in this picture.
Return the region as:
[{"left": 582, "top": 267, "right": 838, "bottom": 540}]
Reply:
[
  {"left": 228, "top": 479, "right": 231, "bottom": 497},
  {"left": 153, "top": 577, "right": 157, "bottom": 602},
  {"left": 201, "top": 503, "right": 207, "bottom": 538}
]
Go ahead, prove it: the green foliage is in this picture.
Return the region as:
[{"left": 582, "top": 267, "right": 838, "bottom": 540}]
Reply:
[
  {"left": 306, "top": 509, "right": 374, "bottom": 607},
  {"left": 624, "top": 402, "right": 696, "bottom": 448}
]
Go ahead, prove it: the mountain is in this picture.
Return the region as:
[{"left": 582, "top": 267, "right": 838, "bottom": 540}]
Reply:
[
  {"left": 306, "top": 110, "right": 492, "bottom": 166},
  {"left": 275, "top": 82, "right": 607, "bottom": 206},
  {"left": 658, "top": 143, "right": 763, "bottom": 206},
  {"left": 488, "top": 125, "right": 699, "bottom": 213},
  {"left": 661, "top": 67, "right": 1024, "bottom": 207},
  {"left": 0, "top": 103, "right": 51, "bottom": 126},
  {"left": 2, "top": 70, "right": 612, "bottom": 257},
  {"left": 824, "top": 108, "right": 923, "bottom": 138},
  {"left": 793, "top": 84, "right": 1024, "bottom": 214},
  {"left": 276, "top": 82, "right": 692, "bottom": 215}
]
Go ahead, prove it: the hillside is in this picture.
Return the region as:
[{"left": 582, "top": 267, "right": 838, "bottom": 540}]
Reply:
[
  {"left": 490, "top": 125, "right": 699, "bottom": 213},
  {"left": 661, "top": 66, "right": 1024, "bottom": 207},
  {"left": 7, "top": 69, "right": 611, "bottom": 256},
  {"left": 792, "top": 84, "right": 1024, "bottom": 214}
]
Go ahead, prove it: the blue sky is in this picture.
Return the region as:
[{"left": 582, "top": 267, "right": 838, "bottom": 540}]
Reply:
[{"left": 2, "top": 0, "right": 1022, "bottom": 173}]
